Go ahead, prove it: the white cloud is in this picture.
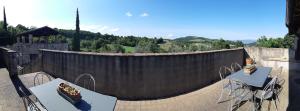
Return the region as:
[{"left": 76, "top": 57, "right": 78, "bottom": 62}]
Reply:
[
  {"left": 110, "top": 28, "right": 120, "bottom": 32},
  {"left": 125, "top": 12, "right": 132, "bottom": 17},
  {"left": 81, "top": 24, "right": 120, "bottom": 33},
  {"left": 81, "top": 25, "right": 109, "bottom": 32},
  {"left": 167, "top": 34, "right": 173, "bottom": 37},
  {"left": 99, "top": 26, "right": 109, "bottom": 32},
  {"left": 140, "top": 12, "right": 149, "bottom": 17}
]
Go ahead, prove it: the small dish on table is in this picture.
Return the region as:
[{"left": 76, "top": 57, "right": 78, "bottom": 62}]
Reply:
[
  {"left": 244, "top": 58, "right": 257, "bottom": 75},
  {"left": 57, "top": 83, "right": 82, "bottom": 104},
  {"left": 244, "top": 65, "right": 256, "bottom": 75}
]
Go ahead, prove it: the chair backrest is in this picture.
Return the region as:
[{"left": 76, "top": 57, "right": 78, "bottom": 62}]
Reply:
[
  {"left": 219, "top": 66, "right": 245, "bottom": 91},
  {"left": 74, "top": 73, "right": 96, "bottom": 91},
  {"left": 219, "top": 66, "right": 232, "bottom": 80},
  {"left": 34, "top": 72, "right": 52, "bottom": 86},
  {"left": 230, "top": 63, "right": 242, "bottom": 72},
  {"left": 262, "top": 76, "right": 278, "bottom": 99}
]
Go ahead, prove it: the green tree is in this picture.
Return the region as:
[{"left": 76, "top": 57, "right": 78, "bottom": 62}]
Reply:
[
  {"left": 15, "top": 24, "right": 29, "bottom": 33},
  {"left": 8, "top": 26, "right": 17, "bottom": 44},
  {"left": 156, "top": 37, "right": 165, "bottom": 44},
  {"left": 92, "top": 38, "right": 107, "bottom": 50},
  {"left": 3, "top": 7, "right": 7, "bottom": 32},
  {"left": 112, "top": 44, "right": 125, "bottom": 53},
  {"left": 0, "top": 7, "right": 11, "bottom": 45},
  {"left": 56, "top": 35, "right": 67, "bottom": 43},
  {"left": 167, "top": 43, "right": 184, "bottom": 52},
  {"left": 98, "top": 44, "right": 125, "bottom": 53},
  {"left": 149, "top": 41, "right": 160, "bottom": 53},
  {"left": 48, "top": 35, "right": 57, "bottom": 43},
  {"left": 256, "top": 35, "right": 294, "bottom": 48},
  {"left": 283, "top": 34, "right": 295, "bottom": 48},
  {"left": 234, "top": 40, "right": 244, "bottom": 47},
  {"left": 136, "top": 39, "right": 161, "bottom": 53},
  {"left": 212, "top": 38, "right": 230, "bottom": 49},
  {"left": 98, "top": 44, "right": 112, "bottom": 52},
  {"left": 257, "top": 36, "right": 269, "bottom": 47},
  {"left": 189, "top": 44, "right": 198, "bottom": 51},
  {"left": 81, "top": 40, "right": 92, "bottom": 49},
  {"left": 118, "top": 36, "right": 138, "bottom": 47},
  {"left": 72, "top": 8, "right": 80, "bottom": 51}
]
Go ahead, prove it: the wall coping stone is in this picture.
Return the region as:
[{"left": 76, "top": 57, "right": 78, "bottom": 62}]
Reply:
[
  {"left": 0, "top": 47, "right": 16, "bottom": 53},
  {"left": 39, "top": 47, "right": 244, "bottom": 56}
]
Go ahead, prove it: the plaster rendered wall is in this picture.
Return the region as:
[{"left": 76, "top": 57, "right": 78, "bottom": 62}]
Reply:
[
  {"left": 41, "top": 48, "right": 244, "bottom": 100},
  {"left": 0, "top": 47, "right": 17, "bottom": 76},
  {"left": 244, "top": 47, "right": 299, "bottom": 70}
]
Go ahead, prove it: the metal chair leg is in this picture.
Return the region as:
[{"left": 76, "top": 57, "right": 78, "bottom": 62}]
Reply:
[
  {"left": 217, "top": 89, "right": 225, "bottom": 103},
  {"left": 273, "top": 99, "right": 278, "bottom": 111}
]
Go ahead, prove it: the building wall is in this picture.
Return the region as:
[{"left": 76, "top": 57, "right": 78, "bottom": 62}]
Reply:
[
  {"left": 7, "top": 43, "right": 68, "bottom": 65},
  {"left": 41, "top": 48, "right": 244, "bottom": 100}
]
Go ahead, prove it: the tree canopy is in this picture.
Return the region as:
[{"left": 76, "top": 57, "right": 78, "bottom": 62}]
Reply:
[
  {"left": 256, "top": 35, "right": 295, "bottom": 48},
  {"left": 72, "top": 8, "right": 80, "bottom": 51}
]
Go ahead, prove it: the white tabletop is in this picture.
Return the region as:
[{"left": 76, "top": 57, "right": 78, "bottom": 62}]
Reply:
[{"left": 29, "top": 78, "right": 117, "bottom": 111}]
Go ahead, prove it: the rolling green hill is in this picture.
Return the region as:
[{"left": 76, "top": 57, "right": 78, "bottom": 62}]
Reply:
[{"left": 174, "top": 36, "right": 212, "bottom": 42}]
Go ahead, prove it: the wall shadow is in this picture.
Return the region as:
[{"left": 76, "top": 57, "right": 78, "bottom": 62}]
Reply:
[
  {"left": 10, "top": 75, "right": 32, "bottom": 97},
  {"left": 0, "top": 50, "right": 5, "bottom": 68},
  {"left": 287, "top": 47, "right": 300, "bottom": 110}
]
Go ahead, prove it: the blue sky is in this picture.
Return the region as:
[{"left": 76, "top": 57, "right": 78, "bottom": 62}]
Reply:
[{"left": 0, "top": 0, "right": 287, "bottom": 40}]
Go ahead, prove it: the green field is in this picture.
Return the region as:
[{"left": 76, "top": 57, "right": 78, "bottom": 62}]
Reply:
[{"left": 122, "top": 46, "right": 135, "bottom": 53}]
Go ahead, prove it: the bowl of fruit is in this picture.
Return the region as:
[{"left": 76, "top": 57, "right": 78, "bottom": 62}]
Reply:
[{"left": 57, "top": 83, "right": 82, "bottom": 104}]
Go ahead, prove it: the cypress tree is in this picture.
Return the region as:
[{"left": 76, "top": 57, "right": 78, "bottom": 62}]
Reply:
[
  {"left": 2, "top": 6, "right": 11, "bottom": 45},
  {"left": 3, "top": 6, "right": 7, "bottom": 32},
  {"left": 72, "top": 8, "right": 80, "bottom": 51}
]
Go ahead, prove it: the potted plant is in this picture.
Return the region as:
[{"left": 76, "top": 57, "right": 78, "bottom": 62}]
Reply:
[{"left": 246, "top": 58, "right": 254, "bottom": 65}]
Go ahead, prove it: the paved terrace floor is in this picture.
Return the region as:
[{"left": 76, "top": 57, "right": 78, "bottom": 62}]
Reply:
[{"left": 0, "top": 68, "right": 298, "bottom": 111}]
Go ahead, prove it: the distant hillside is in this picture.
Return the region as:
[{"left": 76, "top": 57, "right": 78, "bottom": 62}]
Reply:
[
  {"left": 245, "top": 42, "right": 256, "bottom": 47},
  {"left": 240, "top": 39, "right": 256, "bottom": 44},
  {"left": 174, "top": 36, "right": 212, "bottom": 42}
]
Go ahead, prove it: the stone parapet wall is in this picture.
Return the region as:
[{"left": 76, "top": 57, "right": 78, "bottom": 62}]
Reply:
[
  {"left": 22, "top": 55, "right": 42, "bottom": 74},
  {"left": 40, "top": 48, "right": 244, "bottom": 100},
  {"left": 244, "top": 47, "right": 299, "bottom": 70},
  {"left": 9, "top": 43, "right": 68, "bottom": 54},
  {"left": 0, "top": 47, "right": 18, "bottom": 76},
  {"left": 244, "top": 47, "right": 292, "bottom": 62}
]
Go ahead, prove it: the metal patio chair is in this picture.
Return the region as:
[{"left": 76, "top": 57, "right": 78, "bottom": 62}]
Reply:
[
  {"left": 230, "top": 62, "right": 242, "bottom": 72},
  {"left": 269, "top": 66, "right": 284, "bottom": 102},
  {"left": 229, "top": 82, "right": 254, "bottom": 111},
  {"left": 254, "top": 76, "right": 279, "bottom": 111},
  {"left": 19, "top": 87, "right": 47, "bottom": 111},
  {"left": 74, "top": 73, "right": 96, "bottom": 91},
  {"left": 34, "top": 72, "right": 52, "bottom": 86},
  {"left": 217, "top": 66, "right": 244, "bottom": 103}
]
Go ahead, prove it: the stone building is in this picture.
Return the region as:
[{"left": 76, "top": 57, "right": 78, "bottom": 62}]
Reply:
[{"left": 6, "top": 26, "right": 68, "bottom": 66}]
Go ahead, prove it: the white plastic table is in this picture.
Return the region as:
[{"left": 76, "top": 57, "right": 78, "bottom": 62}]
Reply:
[{"left": 29, "top": 78, "right": 117, "bottom": 111}]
